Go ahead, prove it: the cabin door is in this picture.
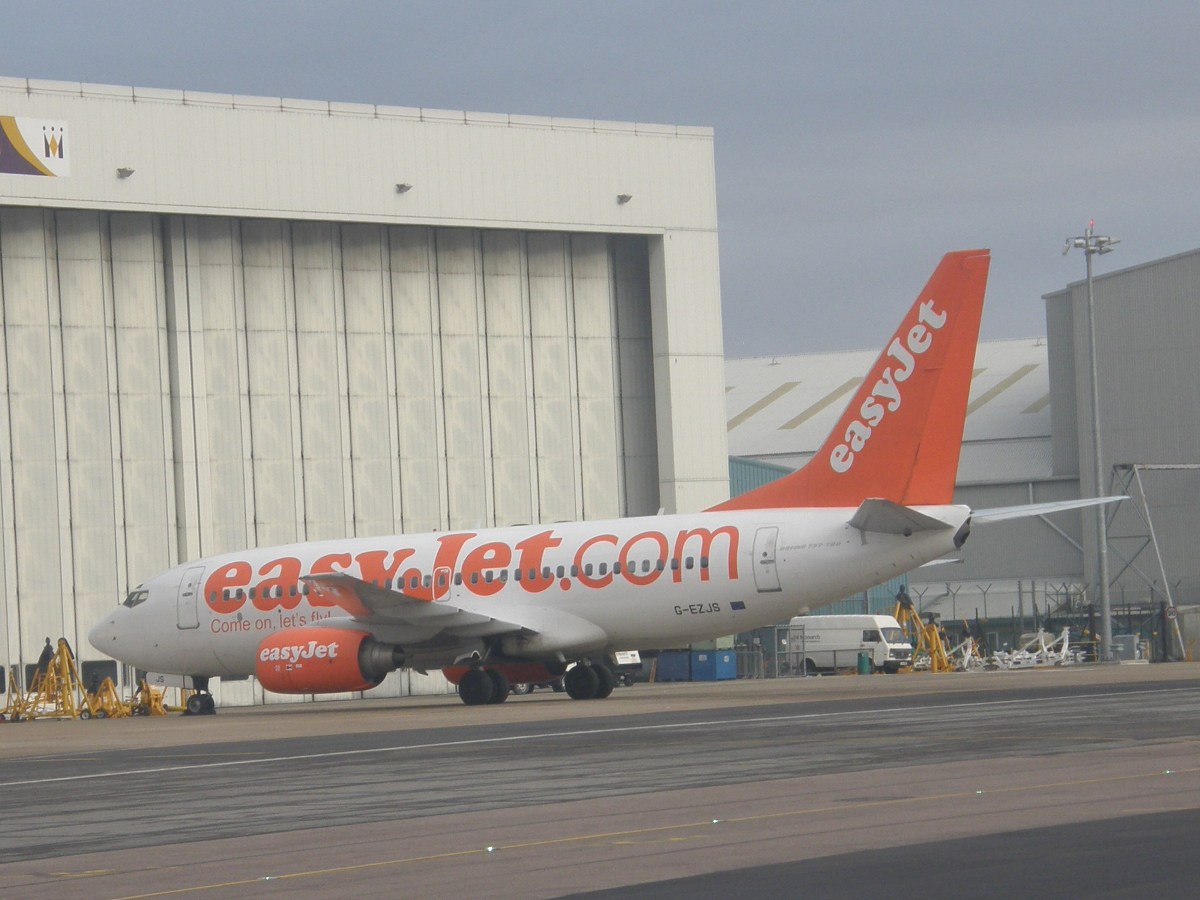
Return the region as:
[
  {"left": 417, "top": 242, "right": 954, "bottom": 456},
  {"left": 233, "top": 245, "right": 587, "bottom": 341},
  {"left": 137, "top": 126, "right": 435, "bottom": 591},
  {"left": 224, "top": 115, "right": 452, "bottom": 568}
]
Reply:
[{"left": 752, "top": 527, "right": 782, "bottom": 593}]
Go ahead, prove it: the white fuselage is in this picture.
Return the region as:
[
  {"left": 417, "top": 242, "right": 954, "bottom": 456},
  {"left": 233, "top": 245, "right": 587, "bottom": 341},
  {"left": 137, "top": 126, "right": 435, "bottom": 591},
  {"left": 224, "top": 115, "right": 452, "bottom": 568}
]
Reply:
[{"left": 89, "top": 506, "right": 970, "bottom": 679}]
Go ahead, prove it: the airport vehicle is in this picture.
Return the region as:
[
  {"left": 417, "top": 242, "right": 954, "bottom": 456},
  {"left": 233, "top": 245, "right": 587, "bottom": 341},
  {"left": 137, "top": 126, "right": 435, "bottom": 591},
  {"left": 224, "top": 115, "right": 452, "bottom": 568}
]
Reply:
[
  {"left": 787, "top": 614, "right": 912, "bottom": 673},
  {"left": 89, "top": 249, "right": 1118, "bottom": 712}
]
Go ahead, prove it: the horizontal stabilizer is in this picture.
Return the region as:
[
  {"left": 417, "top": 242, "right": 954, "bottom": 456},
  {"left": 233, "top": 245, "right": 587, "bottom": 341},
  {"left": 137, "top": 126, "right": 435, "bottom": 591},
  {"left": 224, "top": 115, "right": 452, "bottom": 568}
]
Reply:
[
  {"left": 849, "top": 499, "right": 954, "bottom": 536},
  {"left": 973, "top": 496, "right": 1126, "bottom": 524}
]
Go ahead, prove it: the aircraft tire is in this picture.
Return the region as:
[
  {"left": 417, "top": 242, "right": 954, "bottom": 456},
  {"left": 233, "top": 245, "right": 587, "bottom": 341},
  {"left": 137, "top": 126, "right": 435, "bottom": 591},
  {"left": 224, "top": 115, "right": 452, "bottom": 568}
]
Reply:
[
  {"left": 509, "top": 682, "right": 532, "bottom": 695},
  {"left": 459, "top": 668, "right": 495, "bottom": 706},
  {"left": 564, "top": 664, "right": 600, "bottom": 700},
  {"left": 186, "top": 694, "right": 206, "bottom": 715},
  {"left": 593, "top": 664, "right": 616, "bottom": 699},
  {"left": 486, "top": 669, "right": 510, "bottom": 704},
  {"left": 201, "top": 694, "right": 217, "bottom": 715},
  {"left": 550, "top": 678, "right": 565, "bottom": 692}
]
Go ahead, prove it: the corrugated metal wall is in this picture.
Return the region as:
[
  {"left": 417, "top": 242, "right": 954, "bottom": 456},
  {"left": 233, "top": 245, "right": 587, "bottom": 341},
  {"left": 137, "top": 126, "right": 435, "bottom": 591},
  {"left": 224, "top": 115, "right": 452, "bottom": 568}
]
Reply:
[
  {"left": 0, "top": 207, "right": 658, "bottom": 677},
  {"left": 1046, "top": 249, "right": 1200, "bottom": 609}
]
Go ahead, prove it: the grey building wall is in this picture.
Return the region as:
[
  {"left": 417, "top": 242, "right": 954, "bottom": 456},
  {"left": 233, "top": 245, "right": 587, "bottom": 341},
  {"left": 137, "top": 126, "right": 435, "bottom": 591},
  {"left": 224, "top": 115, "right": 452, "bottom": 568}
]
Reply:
[{"left": 1045, "top": 248, "right": 1200, "bottom": 610}]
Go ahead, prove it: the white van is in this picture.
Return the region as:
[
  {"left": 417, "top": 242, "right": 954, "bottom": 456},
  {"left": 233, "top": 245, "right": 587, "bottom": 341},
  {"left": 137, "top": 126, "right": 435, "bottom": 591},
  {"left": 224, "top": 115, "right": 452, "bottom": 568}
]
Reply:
[{"left": 786, "top": 614, "right": 912, "bottom": 674}]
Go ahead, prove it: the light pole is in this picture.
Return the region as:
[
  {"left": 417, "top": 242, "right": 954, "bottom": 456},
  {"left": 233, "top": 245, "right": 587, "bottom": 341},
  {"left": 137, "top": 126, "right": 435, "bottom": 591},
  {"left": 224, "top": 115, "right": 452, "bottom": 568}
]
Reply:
[{"left": 1063, "top": 221, "right": 1119, "bottom": 660}]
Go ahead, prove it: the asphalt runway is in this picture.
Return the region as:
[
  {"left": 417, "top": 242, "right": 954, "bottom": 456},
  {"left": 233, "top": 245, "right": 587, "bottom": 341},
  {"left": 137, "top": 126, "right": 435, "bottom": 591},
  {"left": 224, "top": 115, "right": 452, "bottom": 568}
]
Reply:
[{"left": 2, "top": 665, "right": 1199, "bottom": 898}]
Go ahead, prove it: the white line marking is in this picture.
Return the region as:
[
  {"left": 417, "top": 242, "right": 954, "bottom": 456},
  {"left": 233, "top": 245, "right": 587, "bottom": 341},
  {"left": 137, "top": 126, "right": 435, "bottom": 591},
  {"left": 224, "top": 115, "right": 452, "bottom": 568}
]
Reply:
[{"left": 0, "top": 687, "right": 1191, "bottom": 788}]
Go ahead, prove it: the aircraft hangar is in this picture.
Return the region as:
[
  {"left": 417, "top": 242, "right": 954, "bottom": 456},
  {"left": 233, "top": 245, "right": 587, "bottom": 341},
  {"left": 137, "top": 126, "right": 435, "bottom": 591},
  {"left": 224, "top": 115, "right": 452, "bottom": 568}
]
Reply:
[
  {"left": 0, "top": 76, "right": 728, "bottom": 705},
  {"left": 728, "top": 248, "right": 1200, "bottom": 655}
]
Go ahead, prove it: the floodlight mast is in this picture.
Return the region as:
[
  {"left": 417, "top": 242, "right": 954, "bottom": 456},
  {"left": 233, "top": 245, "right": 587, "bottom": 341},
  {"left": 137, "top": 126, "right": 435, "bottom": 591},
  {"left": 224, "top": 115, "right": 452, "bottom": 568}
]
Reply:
[{"left": 1064, "top": 220, "right": 1119, "bottom": 661}]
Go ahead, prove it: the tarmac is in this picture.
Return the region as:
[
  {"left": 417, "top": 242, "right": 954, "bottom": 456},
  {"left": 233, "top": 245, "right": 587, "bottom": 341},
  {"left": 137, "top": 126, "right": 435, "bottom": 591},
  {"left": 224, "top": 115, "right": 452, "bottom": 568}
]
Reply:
[{"left": 2, "top": 663, "right": 1198, "bottom": 898}]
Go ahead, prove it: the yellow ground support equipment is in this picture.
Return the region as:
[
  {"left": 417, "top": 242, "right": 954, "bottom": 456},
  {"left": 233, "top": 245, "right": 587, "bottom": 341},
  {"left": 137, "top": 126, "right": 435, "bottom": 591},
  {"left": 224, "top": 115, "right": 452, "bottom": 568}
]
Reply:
[
  {"left": 80, "top": 677, "right": 131, "bottom": 719},
  {"left": 12, "top": 638, "right": 88, "bottom": 720},
  {"left": 1, "top": 664, "right": 27, "bottom": 721},
  {"left": 894, "top": 594, "right": 955, "bottom": 673}
]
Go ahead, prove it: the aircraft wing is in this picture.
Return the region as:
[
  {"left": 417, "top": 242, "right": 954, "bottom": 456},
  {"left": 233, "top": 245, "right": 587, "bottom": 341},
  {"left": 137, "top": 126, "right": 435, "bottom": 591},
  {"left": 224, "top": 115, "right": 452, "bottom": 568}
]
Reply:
[
  {"left": 972, "top": 496, "right": 1126, "bottom": 523},
  {"left": 301, "top": 573, "right": 530, "bottom": 643}
]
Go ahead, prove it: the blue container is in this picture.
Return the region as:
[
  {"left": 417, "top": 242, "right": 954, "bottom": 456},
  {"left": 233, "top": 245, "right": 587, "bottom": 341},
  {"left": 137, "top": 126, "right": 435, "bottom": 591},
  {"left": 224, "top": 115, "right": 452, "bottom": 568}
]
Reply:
[
  {"left": 691, "top": 650, "right": 737, "bottom": 681},
  {"left": 656, "top": 650, "right": 692, "bottom": 682}
]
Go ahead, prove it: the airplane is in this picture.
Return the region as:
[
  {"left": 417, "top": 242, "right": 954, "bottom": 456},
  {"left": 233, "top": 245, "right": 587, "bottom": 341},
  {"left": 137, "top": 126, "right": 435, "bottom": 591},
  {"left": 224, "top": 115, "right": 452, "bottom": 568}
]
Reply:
[{"left": 88, "top": 248, "right": 1118, "bottom": 714}]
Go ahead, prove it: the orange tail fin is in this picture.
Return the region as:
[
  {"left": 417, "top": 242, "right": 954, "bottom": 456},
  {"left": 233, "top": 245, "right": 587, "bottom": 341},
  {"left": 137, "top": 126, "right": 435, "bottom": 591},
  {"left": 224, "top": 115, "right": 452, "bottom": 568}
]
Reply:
[{"left": 713, "top": 249, "right": 990, "bottom": 511}]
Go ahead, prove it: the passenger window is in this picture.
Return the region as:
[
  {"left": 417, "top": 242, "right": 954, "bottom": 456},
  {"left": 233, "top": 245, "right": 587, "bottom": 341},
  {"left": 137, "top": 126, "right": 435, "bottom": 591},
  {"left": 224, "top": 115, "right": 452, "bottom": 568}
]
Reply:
[
  {"left": 613, "top": 562, "right": 622, "bottom": 575},
  {"left": 599, "top": 562, "right": 608, "bottom": 576},
  {"left": 670, "top": 559, "right": 679, "bottom": 571},
  {"left": 485, "top": 571, "right": 494, "bottom": 584},
  {"left": 584, "top": 563, "right": 593, "bottom": 576},
  {"left": 513, "top": 569, "right": 522, "bottom": 582},
  {"left": 700, "top": 556, "right": 709, "bottom": 569},
  {"left": 470, "top": 572, "right": 479, "bottom": 585},
  {"left": 655, "top": 560, "right": 664, "bottom": 572},
  {"left": 685, "top": 557, "right": 694, "bottom": 570},
  {"left": 437, "top": 573, "right": 447, "bottom": 588},
  {"left": 454, "top": 573, "right": 463, "bottom": 586},
  {"left": 557, "top": 565, "right": 565, "bottom": 579}
]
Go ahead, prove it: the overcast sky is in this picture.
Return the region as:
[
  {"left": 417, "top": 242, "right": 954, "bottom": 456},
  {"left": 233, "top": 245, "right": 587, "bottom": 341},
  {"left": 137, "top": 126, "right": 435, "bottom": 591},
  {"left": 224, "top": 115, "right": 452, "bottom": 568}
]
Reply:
[{"left": 6, "top": 1, "right": 1199, "bottom": 356}]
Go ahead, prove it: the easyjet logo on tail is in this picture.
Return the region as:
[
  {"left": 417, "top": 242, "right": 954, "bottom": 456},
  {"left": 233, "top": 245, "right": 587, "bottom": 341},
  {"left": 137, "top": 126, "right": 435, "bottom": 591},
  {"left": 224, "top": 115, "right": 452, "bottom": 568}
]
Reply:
[{"left": 830, "top": 299, "right": 948, "bottom": 474}]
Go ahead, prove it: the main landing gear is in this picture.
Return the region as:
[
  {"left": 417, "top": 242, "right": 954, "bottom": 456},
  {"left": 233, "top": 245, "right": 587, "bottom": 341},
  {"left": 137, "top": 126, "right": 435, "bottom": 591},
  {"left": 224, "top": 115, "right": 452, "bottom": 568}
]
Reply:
[
  {"left": 458, "top": 667, "right": 511, "bottom": 706},
  {"left": 563, "top": 661, "right": 616, "bottom": 700}
]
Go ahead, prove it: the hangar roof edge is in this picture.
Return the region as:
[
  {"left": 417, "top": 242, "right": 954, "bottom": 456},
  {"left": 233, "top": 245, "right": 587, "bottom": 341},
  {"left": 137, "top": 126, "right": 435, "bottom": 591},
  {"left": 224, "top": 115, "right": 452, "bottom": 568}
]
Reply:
[{"left": 0, "top": 74, "right": 713, "bottom": 138}]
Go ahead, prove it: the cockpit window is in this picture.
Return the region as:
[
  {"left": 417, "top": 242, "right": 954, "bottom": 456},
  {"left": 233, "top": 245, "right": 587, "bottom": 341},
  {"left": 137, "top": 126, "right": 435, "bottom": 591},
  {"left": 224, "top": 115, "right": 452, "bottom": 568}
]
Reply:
[{"left": 123, "top": 589, "right": 149, "bottom": 609}]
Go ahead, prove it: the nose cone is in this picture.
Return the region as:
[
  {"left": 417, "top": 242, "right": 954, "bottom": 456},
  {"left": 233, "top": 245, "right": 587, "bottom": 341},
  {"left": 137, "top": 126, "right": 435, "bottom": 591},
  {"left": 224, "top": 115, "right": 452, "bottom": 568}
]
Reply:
[{"left": 88, "top": 611, "right": 122, "bottom": 656}]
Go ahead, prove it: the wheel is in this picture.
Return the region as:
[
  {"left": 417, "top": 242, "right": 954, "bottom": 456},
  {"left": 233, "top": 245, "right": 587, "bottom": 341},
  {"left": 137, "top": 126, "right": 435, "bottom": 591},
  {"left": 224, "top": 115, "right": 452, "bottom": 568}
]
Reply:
[
  {"left": 550, "top": 678, "right": 565, "bottom": 692},
  {"left": 79, "top": 709, "right": 92, "bottom": 720},
  {"left": 201, "top": 694, "right": 216, "bottom": 715},
  {"left": 186, "top": 694, "right": 206, "bottom": 715},
  {"left": 593, "top": 664, "right": 616, "bottom": 699},
  {"left": 621, "top": 673, "right": 635, "bottom": 687},
  {"left": 509, "top": 683, "right": 532, "bottom": 695},
  {"left": 459, "top": 668, "right": 495, "bottom": 706},
  {"left": 96, "top": 708, "right": 108, "bottom": 719},
  {"left": 564, "top": 664, "right": 601, "bottom": 700},
  {"left": 802, "top": 657, "right": 817, "bottom": 675},
  {"left": 485, "top": 669, "right": 510, "bottom": 704}
]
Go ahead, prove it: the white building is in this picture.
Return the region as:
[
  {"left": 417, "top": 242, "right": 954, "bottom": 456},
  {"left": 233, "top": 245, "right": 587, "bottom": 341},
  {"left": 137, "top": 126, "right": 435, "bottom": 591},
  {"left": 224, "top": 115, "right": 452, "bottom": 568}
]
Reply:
[{"left": 0, "top": 77, "right": 729, "bottom": 701}]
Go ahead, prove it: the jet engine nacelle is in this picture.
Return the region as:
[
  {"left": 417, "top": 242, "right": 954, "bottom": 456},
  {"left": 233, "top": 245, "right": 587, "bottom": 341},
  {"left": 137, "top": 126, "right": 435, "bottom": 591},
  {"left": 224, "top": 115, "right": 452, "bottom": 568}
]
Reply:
[{"left": 255, "top": 627, "right": 404, "bottom": 695}]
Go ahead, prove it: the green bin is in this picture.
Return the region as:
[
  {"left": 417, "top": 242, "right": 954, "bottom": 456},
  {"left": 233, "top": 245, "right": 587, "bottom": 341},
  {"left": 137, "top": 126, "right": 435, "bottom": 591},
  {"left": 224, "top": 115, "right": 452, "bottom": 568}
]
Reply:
[{"left": 857, "top": 652, "right": 871, "bottom": 675}]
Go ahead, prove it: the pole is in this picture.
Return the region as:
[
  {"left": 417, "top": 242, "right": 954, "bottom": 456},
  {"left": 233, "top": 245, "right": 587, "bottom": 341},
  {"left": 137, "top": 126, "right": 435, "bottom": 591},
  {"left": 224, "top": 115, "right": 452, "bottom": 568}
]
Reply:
[{"left": 1064, "top": 221, "right": 1118, "bottom": 661}]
